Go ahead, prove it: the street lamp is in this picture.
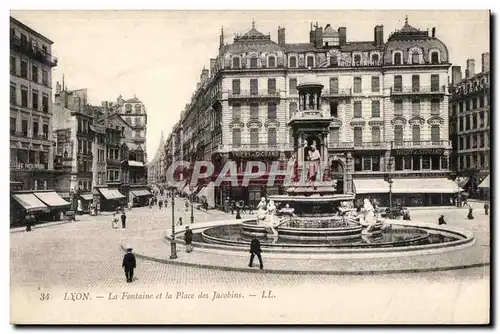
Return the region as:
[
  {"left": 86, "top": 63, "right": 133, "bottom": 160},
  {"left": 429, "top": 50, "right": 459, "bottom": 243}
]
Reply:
[
  {"left": 169, "top": 187, "right": 177, "bottom": 259},
  {"left": 387, "top": 158, "right": 394, "bottom": 208}
]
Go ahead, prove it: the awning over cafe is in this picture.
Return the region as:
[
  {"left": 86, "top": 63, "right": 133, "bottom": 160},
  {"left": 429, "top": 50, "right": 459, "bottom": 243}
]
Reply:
[
  {"left": 353, "top": 179, "right": 390, "bottom": 194},
  {"left": 478, "top": 175, "right": 490, "bottom": 189},
  {"left": 455, "top": 177, "right": 470, "bottom": 188},
  {"left": 12, "top": 193, "right": 48, "bottom": 212},
  {"left": 98, "top": 188, "right": 125, "bottom": 200},
  {"left": 33, "top": 192, "right": 70, "bottom": 208},
  {"left": 128, "top": 160, "right": 145, "bottom": 167},
  {"left": 131, "top": 189, "right": 152, "bottom": 197},
  {"left": 390, "top": 178, "right": 462, "bottom": 194},
  {"left": 80, "top": 193, "right": 94, "bottom": 201}
]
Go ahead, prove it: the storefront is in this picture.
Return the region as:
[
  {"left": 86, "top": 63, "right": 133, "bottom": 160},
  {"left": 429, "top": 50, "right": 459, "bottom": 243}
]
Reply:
[
  {"left": 353, "top": 178, "right": 390, "bottom": 207},
  {"left": 98, "top": 188, "right": 126, "bottom": 211},
  {"left": 478, "top": 175, "right": 490, "bottom": 200},
  {"left": 390, "top": 178, "right": 461, "bottom": 207},
  {"left": 129, "top": 189, "right": 152, "bottom": 207},
  {"left": 10, "top": 193, "right": 49, "bottom": 226},
  {"left": 33, "top": 191, "right": 71, "bottom": 220},
  {"left": 78, "top": 193, "right": 94, "bottom": 213}
]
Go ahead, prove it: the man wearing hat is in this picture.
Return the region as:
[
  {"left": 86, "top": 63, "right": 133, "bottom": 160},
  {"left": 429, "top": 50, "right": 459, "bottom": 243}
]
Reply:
[
  {"left": 122, "top": 247, "right": 137, "bottom": 283},
  {"left": 184, "top": 226, "right": 193, "bottom": 253}
]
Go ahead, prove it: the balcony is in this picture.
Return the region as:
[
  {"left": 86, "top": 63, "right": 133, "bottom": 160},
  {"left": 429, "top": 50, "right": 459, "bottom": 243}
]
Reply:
[
  {"left": 328, "top": 142, "right": 354, "bottom": 150},
  {"left": 215, "top": 143, "right": 293, "bottom": 153},
  {"left": 321, "top": 88, "right": 353, "bottom": 99},
  {"left": 228, "top": 90, "right": 281, "bottom": 101},
  {"left": 32, "top": 133, "right": 50, "bottom": 141},
  {"left": 10, "top": 35, "right": 58, "bottom": 67},
  {"left": 106, "top": 158, "right": 121, "bottom": 166},
  {"left": 390, "top": 85, "right": 447, "bottom": 97},
  {"left": 10, "top": 162, "right": 48, "bottom": 170},
  {"left": 11, "top": 131, "right": 29, "bottom": 139},
  {"left": 354, "top": 142, "right": 389, "bottom": 150},
  {"left": 392, "top": 140, "right": 452, "bottom": 149}
]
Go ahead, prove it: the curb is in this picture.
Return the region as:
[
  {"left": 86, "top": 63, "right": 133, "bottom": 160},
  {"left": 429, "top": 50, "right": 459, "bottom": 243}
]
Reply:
[
  {"left": 119, "top": 244, "right": 490, "bottom": 276},
  {"left": 10, "top": 220, "right": 74, "bottom": 233}
]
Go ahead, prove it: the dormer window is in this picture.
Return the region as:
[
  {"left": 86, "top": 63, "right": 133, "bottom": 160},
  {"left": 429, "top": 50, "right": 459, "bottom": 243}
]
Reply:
[
  {"left": 135, "top": 104, "right": 141, "bottom": 112},
  {"left": 268, "top": 56, "right": 276, "bottom": 68},
  {"left": 353, "top": 54, "right": 361, "bottom": 65},
  {"left": 430, "top": 51, "right": 440, "bottom": 64},
  {"left": 371, "top": 53, "right": 379, "bottom": 64},
  {"left": 232, "top": 57, "right": 240, "bottom": 68},
  {"left": 125, "top": 104, "right": 132, "bottom": 113},
  {"left": 289, "top": 56, "right": 297, "bottom": 68},
  {"left": 393, "top": 51, "right": 402, "bottom": 65},
  {"left": 411, "top": 52, "right": 420, "bottom": 64},
  {"left": 330, "top": 55, "right": 338, "bottom": 67},
  {"left": 250, "top": 57, "right": 258, "bottom": 68},
  {"left": 306, "top": 56, "right": 314, "bottom": 67}
]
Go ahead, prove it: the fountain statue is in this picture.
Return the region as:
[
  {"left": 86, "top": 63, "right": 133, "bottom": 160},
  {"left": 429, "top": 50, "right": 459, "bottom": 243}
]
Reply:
[
  {"left": 359, "top": 198, "right": 382, "bottom": 234},
  {"left": 256, "top": 197, "right": 267, "bottom": 220},
  {"left": 307, "top": 140, "right": 321, "bottom": 184}
]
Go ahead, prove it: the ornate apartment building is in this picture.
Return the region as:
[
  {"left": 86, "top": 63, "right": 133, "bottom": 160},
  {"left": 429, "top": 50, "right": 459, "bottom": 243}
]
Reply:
[
  {"left": 449, "top": 53, "right": 490, "bottom": 197},
  {"left": 147, "top": 131, "right": 166, "bottom": 185},
  {"left": 10, "top": 16, "right": 58, "bottom": 191},
  {"left": 166, "top": 18, "right": 458, "bottom": 207}
]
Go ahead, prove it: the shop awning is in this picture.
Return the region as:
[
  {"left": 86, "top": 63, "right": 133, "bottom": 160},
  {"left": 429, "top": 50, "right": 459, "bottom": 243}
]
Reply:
[
  {"left": 57, "top": 192, "right": 70, "bottom": 199},
  {"left": 478, "top": 175, "right": 490, "bottom": 189},
  {"left": 34, "top": 192, "right": 70, "bottom": 208},
  {"left": 80, "top": 193, "right": 94, "bottom": 201},
  {"left": 98, "top": 188, "right": 125, "bottom": 200},
  {"left": 390, "top": 178, "right": 462, "bottom": 194},
  {"left": 455, "top": 177, "right": 470, "bottom": 188},
  {"left": 12, "top": 193, "right": 48, "bottom": 212},
  {"left": 131, "top": 189, "right": 152, "bottom": 197},
  {"left": 353, "top": 179, "right": 390, "bottom": 194}
]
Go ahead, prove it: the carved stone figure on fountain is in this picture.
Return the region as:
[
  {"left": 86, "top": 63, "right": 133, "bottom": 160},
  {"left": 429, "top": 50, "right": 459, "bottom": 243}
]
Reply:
[
  {"left": 359, "top": 198, "right": 380, "bottom": 234},
  {"left": 256, "top": 197, "right": 267, "bottom": 220},
  {"left": 307, "top": 141, "right": 321, "bottom": 185}
]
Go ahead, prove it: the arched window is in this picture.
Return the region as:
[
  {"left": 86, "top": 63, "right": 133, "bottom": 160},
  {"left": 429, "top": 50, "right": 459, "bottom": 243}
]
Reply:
[
  {"left": 353, "top": 54, "right": 361, "bottom": 65},
  {"left": 394, "top": 52, "right": 402, "bottom": 65},
  {"left": 135, "top": 104, "right": 141, "bottom": 112},
  {"left": 232, "top": 57, "right": 240, "bottom": 68},
  {"left": 306, "top": 56, "right": 314, "bottom": 68},
  {"left": 268, "top": 56, "right": 276, "bottom": 68},
  {"left": 250, "top": 57, "right": 258, "bottom": 68},
  {"left": 289, "top": 56, "right": 297, "bottom": 68},
  {"left": 125, "top": 104, "right": 132, "bottom": 113},
  {"left": 371, "top": 53, "right": 379, "bottom": 64}
]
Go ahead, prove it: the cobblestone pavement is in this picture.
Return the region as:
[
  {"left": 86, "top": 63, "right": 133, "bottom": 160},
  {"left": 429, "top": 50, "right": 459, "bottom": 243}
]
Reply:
[{"left": 11, "top": 198, "right": 490, "bottom": 290}]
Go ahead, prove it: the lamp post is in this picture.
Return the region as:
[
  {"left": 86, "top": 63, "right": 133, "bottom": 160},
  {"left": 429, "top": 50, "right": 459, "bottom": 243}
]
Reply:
[
  {"left": 190, "top": 185, "right": 195, "bottom": 225},
  {"left": 169, "top": 187, "right": 177, "bottom": 259},
  {"left": 387, "top": 158, "right": 394, "bottom": 208}
]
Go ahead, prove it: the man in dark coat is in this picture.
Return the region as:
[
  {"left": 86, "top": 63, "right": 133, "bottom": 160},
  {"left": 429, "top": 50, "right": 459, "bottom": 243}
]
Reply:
[
  {"left": 25, "top": 214, "right": 33, "bottom": 232},
  {"left": 184, "top": 226, "right": 193, "bottom": 253},
  {"left": 467, "top": 206, "right": 474, "bottom": 220},
  {"left": 438, "top": 215, "right": 446, "bottom": 225},
  {"left": 484, "top": 202, "right": 489, "bottom": 215},
  {"left": 248, "top": 238, "right": 263, "bottom": 270},
  {"left": 122, "top": 248, "right": 136, "bottom": 283},
  {"left": 121, "top": 211, "right": 127, "bottom": 228}
]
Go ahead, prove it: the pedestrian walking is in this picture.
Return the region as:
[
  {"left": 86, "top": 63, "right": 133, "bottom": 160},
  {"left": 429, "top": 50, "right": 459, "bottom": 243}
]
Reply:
[
  {"left": 184, "top": 226, "right": 193, "bottom": 253},
  {"left": 25, "top": 213, "right": 34, "bottom": 232},
  {"left": 121, "top": 211, "right": 127, "bottom": 229},
  {"left": 248, "top": 237, "right": 263, "bottom": 270},
  {"left": 112, "top": 213, "right": 119, "bottom": 229},
  {"left": 178, "top": 217, "right": 183, "bottom": 226},
  {"left": 122, "top": 248, "right": 136, "bottom": 283},
  {"left": 185, "top": 199, "right": 189, "bottom": 212},
  {"left": 484, "top": 202, "right": 489, "bottom": 215},
  {"left": 236, "top": 207, "right": 242, "bottom": 219},
  {"left": 158, "top": 200, "right": 163, "bottom": 210},
  {"left": 467, "top": 205, "right": 474, "bottom": 220},
  {"left": 438, "top": 215, "right": 447, "bottom": 225}
]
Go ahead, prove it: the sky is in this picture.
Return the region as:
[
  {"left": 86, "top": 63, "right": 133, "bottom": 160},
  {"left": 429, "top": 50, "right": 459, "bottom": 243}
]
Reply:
[{"left": 10, "top": 10, "right": 489, "bottom": 160}]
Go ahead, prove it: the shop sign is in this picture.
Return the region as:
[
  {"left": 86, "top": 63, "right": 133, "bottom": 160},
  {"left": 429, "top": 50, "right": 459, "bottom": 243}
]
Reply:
[
  {"left": 230, "top": 151, "right": 281, "bottom": 159},
  {"left": 393, "top": 148, "right": 444, "bottom": 156}
]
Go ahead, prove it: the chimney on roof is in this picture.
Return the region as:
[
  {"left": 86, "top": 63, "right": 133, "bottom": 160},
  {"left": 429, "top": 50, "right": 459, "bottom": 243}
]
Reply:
[
  {"left": 209, "top": 58, "right": 216, "bottom": 76},
  {"left": 338, "top": 27, "right": 346, "bottom": 46},
  {"left": 374, "top": 25, "right": 384, "bottom": 46},
  {"left": 481, "top": 52, "right": 490, "bottom": 73},
  {"left": 452, "top": 66, "right": 462, "bottom": 85},
  {"left": 101, "top": 101, "right": 109, "bottom": 127},
  {"left": 431, "top": 27, "right": 436, "bottom": 37},
  {"left": 309, "top": 23, "right": 315, "bottom": 44},
  {"left": 466, "top": 58, "right": 475, "bottom": 78},
  {"left": 201, "top": 68, "right": 209, "bottom": 83},
  {"left": 278, "top": 26, "right": 285, "bottom": 46},
  {"left": 315, "top": 26, "right": 323, "bottom": 48}
]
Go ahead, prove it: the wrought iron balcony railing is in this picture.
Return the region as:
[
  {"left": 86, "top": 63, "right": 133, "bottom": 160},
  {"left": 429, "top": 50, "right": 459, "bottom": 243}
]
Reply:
[
  {"left": 216, "top": 143, "right": 293, "bottom": 152},
  {"left": 392, "top": 140, "right": 452, "bottom": 148},
  {"left": 228, "top": 90, "right": 281, "bottom": 99},
  {"left": 321, "top": 88, "right": 353, "bottom": 98},
  {"left": 10, "top": 35, "right": 58, "bottom": 67},
  {"left": 390, "top": 85, "right": 447, "bottom": 95}
]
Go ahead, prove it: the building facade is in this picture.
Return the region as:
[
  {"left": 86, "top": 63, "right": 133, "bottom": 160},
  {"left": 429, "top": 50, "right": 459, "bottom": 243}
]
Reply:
[
  {"left": 147, "top": 131, "right": 166, "bottom": 185},
  {"left": 167, "top": 18, "right": 458, "bottom": 207},
  {"left": 10, "top": 16, "right": 58, "bottom": 191},
  {"left": 449, "top": 53, "right": 490, "bottom": 198}
]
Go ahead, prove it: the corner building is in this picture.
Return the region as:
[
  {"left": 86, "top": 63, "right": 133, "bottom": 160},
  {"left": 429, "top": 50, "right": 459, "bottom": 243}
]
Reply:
[{"left": 170, "top": 19, "right": 457, "bottom": 208}]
